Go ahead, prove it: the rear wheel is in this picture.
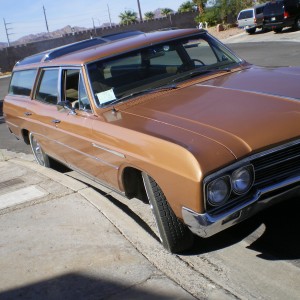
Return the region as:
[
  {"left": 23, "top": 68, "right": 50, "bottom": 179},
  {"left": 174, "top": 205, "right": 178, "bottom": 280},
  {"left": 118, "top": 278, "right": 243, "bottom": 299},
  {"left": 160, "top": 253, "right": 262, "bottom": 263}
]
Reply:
[
  {"left": 294, "top": 18, "right": 300, "bottom": 31},
  {"left": 29, "top": 133, "right": 50, "bottom": 167},
  {"left": 274, "top": 28, "right": 282, "bottom": 33},
  {"left": 142, "top": 172, "right": 194, "bottom": 253}
]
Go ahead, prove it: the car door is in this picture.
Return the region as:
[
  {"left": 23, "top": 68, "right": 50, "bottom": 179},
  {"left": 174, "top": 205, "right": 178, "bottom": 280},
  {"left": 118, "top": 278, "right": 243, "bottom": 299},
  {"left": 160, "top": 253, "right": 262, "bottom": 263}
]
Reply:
[{"left": 53, "top": 68, "right": 108, "bottom": 182}]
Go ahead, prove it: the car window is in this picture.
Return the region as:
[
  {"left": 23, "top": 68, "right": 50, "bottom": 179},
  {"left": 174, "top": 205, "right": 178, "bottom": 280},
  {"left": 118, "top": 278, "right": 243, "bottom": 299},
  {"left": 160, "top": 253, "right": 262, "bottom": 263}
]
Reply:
[
  {"left": 62, "top": 68, "right": 92, "bottom": 111},
  {"left": 9, "top": 69, "right": 37, "bottom": 96},
  {"left": 184, "top": 39, "right": 218, "bottom": 65},
  {"left": 264, "top": 1, "right": 284, "bottom": 14},
  {"left": 238, "top": 10, "right": 254, "bottom": 19},
  {"left": 87, "top": 34, "right": 241, "bottom": 108},
  {"left": 35, "top": 69, "right": 59, "bottom": 105}
]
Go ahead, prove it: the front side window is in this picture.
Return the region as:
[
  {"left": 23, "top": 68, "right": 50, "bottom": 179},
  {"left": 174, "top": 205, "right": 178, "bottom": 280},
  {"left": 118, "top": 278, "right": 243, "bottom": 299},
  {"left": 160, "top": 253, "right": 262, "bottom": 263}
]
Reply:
[
  {"left": 62, "top": 68, "right": 91, "bottom": 111},
  {"left": 9, "top": 69, "right": 37, "bottom": 96},
  {"left": 87, "top": 33, "right": 242, "bottom": 108},
  {"left": 35, "top": 69, "right": 59, "bottom": 105}
]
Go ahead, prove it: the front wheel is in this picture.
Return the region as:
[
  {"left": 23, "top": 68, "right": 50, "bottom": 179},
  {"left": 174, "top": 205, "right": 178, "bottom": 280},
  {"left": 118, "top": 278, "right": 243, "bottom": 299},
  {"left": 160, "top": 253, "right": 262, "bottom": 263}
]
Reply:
[
  {"left": 29, "top": 133, "right": 50, "bottom": 167},
  {"left": 142, "top": 172, "right": 194, "bottom": 253},
  {"left": 246, "top": 28, "right": 256, "bottom": 34}
]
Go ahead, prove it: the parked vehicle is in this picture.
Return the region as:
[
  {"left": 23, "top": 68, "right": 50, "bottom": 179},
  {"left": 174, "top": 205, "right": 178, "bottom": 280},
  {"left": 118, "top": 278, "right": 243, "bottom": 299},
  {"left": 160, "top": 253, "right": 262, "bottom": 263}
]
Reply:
[
  {"left": 237, "top": 4, "right": 266, "bottom": 34},
  {"left": 264, "top": 0, "right": 300, "bottom": 33},
  {"left": 3, "top": 29, "right": 300, "bottom": 253}
]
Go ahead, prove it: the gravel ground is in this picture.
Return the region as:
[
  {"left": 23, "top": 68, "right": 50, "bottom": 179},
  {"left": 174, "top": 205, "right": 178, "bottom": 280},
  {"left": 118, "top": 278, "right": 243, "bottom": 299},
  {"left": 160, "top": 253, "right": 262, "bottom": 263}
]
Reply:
[{"left": 207, "top": 26, "right": 244, "bottom": 40}]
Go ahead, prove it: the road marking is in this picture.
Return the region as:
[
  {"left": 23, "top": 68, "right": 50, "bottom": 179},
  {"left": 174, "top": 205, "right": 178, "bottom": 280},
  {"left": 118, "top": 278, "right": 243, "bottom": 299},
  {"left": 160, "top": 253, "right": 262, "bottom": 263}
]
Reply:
[{"left": 0, "top": 185, "right": 47, "bottom": 209}]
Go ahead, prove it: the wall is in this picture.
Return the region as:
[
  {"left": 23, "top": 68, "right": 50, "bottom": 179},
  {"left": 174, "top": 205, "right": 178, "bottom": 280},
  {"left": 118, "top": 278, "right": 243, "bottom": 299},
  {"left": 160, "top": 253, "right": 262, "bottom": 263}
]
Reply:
[{"left": 0, "top": 12, "right": 198, "bottom": 72}]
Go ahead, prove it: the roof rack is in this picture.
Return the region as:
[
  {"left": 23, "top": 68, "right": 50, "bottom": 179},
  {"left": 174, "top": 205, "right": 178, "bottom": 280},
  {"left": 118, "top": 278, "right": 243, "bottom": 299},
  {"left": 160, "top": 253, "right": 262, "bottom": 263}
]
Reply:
[
  {"left": 16, "top": 30, "right": 145, "bottom": 67},
  {"left": 101, "top": 30, "right": 144, "bottom": 41}
]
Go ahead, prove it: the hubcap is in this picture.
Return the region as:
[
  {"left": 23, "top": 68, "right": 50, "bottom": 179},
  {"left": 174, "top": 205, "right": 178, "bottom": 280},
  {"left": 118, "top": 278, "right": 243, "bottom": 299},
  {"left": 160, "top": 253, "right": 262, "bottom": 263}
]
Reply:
[{"left": 30, "top": 135, "right": 45, "bottom": 165}]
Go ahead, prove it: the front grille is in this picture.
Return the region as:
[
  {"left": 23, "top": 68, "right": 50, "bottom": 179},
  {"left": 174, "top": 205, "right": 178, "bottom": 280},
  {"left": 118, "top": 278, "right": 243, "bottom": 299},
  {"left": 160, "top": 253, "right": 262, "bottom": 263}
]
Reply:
[
  {"left": 207, "top": 140, "right": 300, "bottom": 215},
  {"left": 252, "top": 142, "right": 300, "bottom": 188}
]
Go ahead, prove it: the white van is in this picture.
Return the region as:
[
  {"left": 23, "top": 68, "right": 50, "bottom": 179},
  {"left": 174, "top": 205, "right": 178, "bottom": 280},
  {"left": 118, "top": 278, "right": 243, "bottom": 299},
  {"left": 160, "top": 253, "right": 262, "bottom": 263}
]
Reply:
[{"left": 237, "top": 4, "right": 266, "bottom": 34}]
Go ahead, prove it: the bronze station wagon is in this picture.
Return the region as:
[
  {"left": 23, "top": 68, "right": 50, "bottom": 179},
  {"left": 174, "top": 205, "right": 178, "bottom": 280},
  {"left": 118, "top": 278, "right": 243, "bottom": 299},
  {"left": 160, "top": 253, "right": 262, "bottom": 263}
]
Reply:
[{"left": 3, "top": 29, "right": 300, "bottom": 253}]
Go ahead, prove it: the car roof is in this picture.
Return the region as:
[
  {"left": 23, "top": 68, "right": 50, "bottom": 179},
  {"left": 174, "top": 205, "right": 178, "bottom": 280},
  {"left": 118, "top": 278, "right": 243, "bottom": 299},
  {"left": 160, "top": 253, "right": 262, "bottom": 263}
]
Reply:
[{"left": 14, "top": 28, "right": 203, "bottom": 70}]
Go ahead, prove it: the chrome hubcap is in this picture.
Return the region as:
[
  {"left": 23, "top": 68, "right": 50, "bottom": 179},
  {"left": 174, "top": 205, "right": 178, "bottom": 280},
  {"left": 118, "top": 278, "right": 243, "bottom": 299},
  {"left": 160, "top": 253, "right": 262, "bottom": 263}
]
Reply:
[{"left": 30, "top": 135, "right": 45, "bottom": 165}]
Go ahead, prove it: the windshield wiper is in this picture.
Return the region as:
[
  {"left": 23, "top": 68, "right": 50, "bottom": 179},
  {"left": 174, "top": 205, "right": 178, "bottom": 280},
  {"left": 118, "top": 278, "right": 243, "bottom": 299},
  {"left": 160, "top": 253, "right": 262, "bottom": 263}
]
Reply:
[
  {"left": 172, "top": 67, "right": 231, "bottom": 83},
  {"left": 107, "top": 84, "right": 178, "bottom": 107}
]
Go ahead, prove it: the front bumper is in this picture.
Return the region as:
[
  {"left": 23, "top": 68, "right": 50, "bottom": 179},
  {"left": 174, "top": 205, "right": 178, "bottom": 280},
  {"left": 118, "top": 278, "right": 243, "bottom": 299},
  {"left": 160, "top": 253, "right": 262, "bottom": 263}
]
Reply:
[{"left": 182, "top": 176, "right": 300, "bottom": 238}]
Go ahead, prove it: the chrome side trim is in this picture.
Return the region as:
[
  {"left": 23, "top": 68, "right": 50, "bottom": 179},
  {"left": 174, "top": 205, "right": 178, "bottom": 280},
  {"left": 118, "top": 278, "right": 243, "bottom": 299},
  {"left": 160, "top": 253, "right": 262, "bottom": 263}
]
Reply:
[
  {"left": 198, "top": 83, "right": 300, "bottom": 103},
  {"left": 92, "top": 143, "right": 126, "bottom": 158},
  {"left": 5, "top": 121, "right": 18, "bottom": 128},
  {"left": 32, "top": 132, "right": 119, "bottom": 170},
  {"left": 183, "top": 175, "right": 300, "bottom": 238}
]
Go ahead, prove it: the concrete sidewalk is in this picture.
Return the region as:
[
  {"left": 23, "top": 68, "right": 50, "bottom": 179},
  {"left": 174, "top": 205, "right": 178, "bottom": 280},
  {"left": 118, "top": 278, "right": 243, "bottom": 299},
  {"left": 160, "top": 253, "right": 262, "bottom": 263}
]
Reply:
[{"left": 0, "top": 149, "right": 196, "bottom": 300}]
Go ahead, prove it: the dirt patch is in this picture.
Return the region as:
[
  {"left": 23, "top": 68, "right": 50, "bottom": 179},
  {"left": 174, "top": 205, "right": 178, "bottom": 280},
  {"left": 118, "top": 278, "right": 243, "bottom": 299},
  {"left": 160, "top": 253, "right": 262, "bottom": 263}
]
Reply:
[{"left": 207, "top": 26, "right": 244, "bottom": 41}]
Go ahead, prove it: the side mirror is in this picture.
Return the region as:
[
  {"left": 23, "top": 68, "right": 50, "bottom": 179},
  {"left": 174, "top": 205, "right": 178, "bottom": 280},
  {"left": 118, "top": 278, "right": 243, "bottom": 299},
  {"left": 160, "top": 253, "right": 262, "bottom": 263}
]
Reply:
[{"left": 57, "top": 101, "right": 77, "bottom": 115}]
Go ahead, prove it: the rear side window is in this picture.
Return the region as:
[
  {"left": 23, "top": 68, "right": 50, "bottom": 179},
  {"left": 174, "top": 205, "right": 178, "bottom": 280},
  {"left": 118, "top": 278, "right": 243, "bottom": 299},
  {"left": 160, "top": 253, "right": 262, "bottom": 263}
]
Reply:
[
  {"left": 35, "top": 69, "right": 59, "bottom": 105},
  {"left": 238, "top": 10, "right": 254, "bottom": 19},
  {"left": 9, "top": 69, "right": 36, "bottom": 96}
]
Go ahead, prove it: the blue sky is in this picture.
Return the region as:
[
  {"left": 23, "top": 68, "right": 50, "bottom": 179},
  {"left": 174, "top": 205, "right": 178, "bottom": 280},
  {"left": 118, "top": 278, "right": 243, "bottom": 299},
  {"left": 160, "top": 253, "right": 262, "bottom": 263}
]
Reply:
[{"left": 0, "top": 0, "right": 191, "bottom": 42}]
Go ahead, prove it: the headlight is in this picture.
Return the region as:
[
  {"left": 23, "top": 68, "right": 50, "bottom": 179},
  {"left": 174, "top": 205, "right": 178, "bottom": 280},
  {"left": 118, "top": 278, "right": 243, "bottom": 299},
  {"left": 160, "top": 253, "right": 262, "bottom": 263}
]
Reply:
[
  {"left": 207, "top": 176, "right": 231, "bottom": 206},
  {"left": 231, "top": 165, "right": 254, "bottom": 194}
]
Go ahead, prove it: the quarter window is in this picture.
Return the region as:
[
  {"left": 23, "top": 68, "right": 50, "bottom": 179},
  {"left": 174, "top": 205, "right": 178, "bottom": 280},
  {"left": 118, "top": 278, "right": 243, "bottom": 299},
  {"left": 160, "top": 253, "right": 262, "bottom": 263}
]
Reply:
[
  {"left": 35, "top": 69, "right": 59, "bottom": 105},
  {"left": 9, "top": 69, "right": 37, "bottom": 96}
]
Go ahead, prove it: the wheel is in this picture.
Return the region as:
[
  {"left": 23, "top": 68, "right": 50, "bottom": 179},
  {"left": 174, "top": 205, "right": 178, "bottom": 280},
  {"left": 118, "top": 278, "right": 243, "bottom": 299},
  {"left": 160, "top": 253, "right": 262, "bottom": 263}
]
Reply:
[
  {"left": 274, "top": 28, "right": 282, "bottom": 33},
  {"left": 142, "top": 172, "right": 194, "bottom": 253},
  {"left": 294, "top": 18, "right": 300, "bottom": 31},
  {"left": 29, "top": 133, "right": 50, "bottom": 167},
  {"left": 246, "top": 28, "right": 256, "bottom": 34}
]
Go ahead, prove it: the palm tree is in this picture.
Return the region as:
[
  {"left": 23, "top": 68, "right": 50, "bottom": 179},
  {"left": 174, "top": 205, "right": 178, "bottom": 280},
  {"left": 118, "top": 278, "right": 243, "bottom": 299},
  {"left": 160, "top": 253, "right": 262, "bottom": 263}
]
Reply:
[
  {"left": 161, "top": 8, "right": 174, "bottom": 17},
  {"left": 119, "top": 10, "right": 138, "bottom": 25},
  {"left": 178, "top": 1, "right": 197, "bottom": 13},
  {"left": 144, "top": 11, "right": 155, "bottom": 20},
  {"left": 192, "top": 0, "right": 208, "bottom": 15}
]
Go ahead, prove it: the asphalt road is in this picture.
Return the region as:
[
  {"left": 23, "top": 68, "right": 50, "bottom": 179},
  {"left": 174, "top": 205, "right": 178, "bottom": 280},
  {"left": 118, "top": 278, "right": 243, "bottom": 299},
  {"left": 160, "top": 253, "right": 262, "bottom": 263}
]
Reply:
[{"left": 0, "top": 40, "right": 300, "bottom": 299}]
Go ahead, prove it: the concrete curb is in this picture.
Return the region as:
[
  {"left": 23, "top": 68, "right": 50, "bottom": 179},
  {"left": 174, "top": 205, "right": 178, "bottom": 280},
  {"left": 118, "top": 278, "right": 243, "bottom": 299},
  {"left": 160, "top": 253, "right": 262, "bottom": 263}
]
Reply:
[{"left": 2, "top": 155, "right": 238, "bottom": 299}]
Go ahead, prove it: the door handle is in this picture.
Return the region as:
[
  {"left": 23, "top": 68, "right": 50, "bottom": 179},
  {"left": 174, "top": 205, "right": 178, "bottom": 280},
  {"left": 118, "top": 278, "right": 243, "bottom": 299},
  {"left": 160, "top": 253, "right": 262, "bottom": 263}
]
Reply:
[
  {"left": 24, "top": 112, "right": 32, "bottom": 116},
  {"left": 51, "top": 119, "right": 61, "bottom": 124}
]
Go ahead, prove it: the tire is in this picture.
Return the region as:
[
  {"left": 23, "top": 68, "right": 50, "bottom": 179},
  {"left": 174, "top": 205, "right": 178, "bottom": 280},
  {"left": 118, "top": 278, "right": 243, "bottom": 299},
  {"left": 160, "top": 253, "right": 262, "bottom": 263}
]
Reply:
[
  {"left": 142, "top": 172, "right": 194, "bottom": 253},
  {"left": 246, "top": 28, "right": 256, "bottom": 34},
  {"left": 29, "top": 133, "right": 50, "bottom": 167},
  {"left": 274, "top": 28, "right": 282, "bottom": 33},
  {"left": 294, "top": 18, "right": 300, "bottom": 31}
]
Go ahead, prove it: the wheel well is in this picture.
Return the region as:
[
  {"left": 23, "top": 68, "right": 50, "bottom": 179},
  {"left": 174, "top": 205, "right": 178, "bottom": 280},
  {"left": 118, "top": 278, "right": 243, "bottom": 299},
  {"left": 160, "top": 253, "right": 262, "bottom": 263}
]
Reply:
[
  {"left": 21, "top": 129, "right": 30, "bottom": 145},
  {"left": 122, "top": 167, "right": 148, "bottom": 203}
]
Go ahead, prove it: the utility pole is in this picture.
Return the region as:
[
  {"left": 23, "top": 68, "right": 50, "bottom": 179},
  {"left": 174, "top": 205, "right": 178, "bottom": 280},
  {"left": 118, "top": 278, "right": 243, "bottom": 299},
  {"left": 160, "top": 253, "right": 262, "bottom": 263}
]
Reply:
[
  {"left": 137, "top": 0, "right": 143, "bottom": 22},
  {"left": 3, "top": 18, "right": 13, "bottom": 47},
  {"left": 107, "top": 4, "right": 112, "bottom": 27},
  {"left": 43, "top": 5, "right": 50, "bottom": 33}
]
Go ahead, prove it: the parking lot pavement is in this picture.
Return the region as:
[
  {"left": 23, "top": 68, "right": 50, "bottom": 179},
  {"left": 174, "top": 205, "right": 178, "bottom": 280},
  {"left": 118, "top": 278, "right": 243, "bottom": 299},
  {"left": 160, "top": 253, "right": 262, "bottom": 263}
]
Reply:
[{"left": 0, "top": 150, "right": 196, "bottom": 300}]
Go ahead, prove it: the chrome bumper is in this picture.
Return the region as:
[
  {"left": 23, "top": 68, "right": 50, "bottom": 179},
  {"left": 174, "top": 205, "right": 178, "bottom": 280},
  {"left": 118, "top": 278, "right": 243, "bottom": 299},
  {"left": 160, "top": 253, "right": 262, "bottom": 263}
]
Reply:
[{"left": 182, "top": 177, "right": 300, "bottom": 238}]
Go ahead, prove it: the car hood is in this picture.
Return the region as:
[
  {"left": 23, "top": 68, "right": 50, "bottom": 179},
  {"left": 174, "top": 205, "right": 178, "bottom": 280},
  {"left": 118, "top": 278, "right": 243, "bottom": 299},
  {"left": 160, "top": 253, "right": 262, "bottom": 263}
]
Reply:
[{"left": 117, "top": 66, "right": 300, "bottom": 162}]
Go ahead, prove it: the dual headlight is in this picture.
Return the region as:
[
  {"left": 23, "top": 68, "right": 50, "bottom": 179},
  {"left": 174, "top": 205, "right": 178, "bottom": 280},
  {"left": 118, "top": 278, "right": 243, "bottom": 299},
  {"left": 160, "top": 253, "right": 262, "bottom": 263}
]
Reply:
[{"left": 206, "top": 165, "right": 254, "bottom": 206}]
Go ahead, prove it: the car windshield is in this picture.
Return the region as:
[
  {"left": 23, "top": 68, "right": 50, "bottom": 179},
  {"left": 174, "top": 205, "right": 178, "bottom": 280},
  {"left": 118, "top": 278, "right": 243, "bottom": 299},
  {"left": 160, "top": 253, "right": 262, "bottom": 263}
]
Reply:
[
  {"left": 238, "top": 10, "right": 254, "bottom": 19},
  {"left": 87, "top": 33, "right": 242, "bottom": 108}
]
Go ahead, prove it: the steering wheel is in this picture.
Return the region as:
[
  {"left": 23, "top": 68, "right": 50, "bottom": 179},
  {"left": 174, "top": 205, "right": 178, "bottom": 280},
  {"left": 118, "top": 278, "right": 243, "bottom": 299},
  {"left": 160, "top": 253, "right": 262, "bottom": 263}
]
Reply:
[{"left": 191, "top": 59, "right": 205, "bottom": 66}]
